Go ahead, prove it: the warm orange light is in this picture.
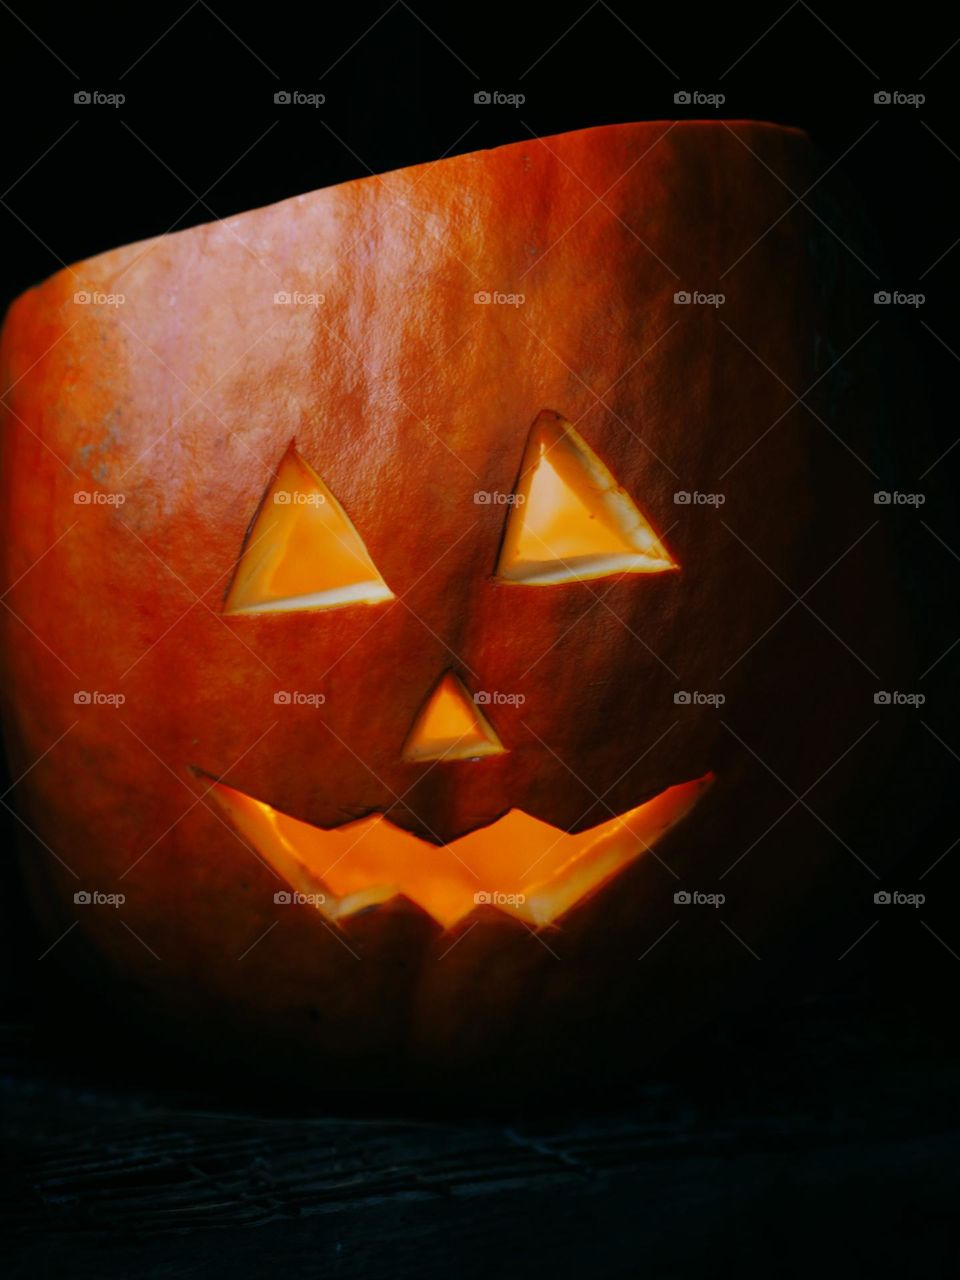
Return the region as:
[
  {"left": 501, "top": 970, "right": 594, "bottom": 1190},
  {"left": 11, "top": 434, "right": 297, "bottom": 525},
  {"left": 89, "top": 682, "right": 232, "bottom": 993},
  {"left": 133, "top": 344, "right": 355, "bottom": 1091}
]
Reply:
[
  {"left": 214, "top": 773, "right": 713, "bottom": 928},
  {"left": 401, "top": 672, "right": 505, "bottom": 763},
  {"left": 224, "top": 444, "right": 393, "bottom": 615},
  {"left": 496, "top": 411, "right": 677, "bottom": 585}
]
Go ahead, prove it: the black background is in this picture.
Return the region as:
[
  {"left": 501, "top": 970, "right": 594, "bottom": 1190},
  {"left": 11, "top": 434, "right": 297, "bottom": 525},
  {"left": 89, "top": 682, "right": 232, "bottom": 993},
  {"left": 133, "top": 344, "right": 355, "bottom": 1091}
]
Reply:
[
  {"left": 2, "top": 1, "right": 960, "bottom": 1274},
  {"left": 2, "top": 0, "right": 959, "bottom": 1043},
  {"left": 2, "top": 0, "right": 956, "bottom": 309}
]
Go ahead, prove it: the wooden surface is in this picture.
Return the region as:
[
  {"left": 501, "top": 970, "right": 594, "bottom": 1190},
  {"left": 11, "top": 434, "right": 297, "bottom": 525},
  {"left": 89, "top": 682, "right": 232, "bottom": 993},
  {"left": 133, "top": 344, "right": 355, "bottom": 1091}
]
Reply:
[{"left": 4, "top": 988, "right": 960, "bottom": 1279}]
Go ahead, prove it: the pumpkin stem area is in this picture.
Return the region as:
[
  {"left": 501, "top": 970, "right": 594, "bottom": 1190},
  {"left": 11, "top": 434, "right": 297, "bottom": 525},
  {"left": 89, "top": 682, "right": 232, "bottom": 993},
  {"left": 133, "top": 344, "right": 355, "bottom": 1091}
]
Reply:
[{"left": 213, "top": 774, "right": 713, "bottom": 929}]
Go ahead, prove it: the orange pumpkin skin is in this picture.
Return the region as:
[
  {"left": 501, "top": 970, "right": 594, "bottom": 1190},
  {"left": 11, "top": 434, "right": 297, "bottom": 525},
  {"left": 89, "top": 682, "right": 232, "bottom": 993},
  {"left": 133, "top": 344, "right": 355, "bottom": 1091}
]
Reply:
[{"left": 0, "top": 121, "right": 918, "bottom": 1089}]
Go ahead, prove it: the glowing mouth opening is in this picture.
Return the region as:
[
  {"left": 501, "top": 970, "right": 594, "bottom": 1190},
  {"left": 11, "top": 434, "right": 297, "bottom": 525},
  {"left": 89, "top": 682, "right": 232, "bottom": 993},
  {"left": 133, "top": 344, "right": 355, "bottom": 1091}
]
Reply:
[{"left": 213, "top": 774, "right": 713, "bottom": 928}]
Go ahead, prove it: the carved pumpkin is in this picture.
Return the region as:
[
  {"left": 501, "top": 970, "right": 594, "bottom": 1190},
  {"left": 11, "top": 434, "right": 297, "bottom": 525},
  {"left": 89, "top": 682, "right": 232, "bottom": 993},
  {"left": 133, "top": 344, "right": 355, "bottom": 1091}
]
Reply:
[{"left": 0, "top": 121, "right": 917, "bottom": 1090}]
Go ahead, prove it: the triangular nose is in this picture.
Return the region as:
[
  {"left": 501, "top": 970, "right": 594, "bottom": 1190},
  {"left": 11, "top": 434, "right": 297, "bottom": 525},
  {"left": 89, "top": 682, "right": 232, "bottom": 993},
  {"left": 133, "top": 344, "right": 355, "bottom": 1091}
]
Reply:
[{"left": 401, "top": 672, "right": 506, "bottom": 763}]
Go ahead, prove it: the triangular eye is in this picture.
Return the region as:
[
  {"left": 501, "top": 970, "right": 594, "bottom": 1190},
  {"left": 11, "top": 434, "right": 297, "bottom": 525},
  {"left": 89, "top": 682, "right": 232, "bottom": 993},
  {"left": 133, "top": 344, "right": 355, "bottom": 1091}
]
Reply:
[
  {"left": 224, "top": 445, "right": 394, "bottom": 615},
  {"left": 402, "top": 672, "right": 506, "bottom": 763},
  {"left": 494, "top": 411, "right": 677, "bottom": 585}
]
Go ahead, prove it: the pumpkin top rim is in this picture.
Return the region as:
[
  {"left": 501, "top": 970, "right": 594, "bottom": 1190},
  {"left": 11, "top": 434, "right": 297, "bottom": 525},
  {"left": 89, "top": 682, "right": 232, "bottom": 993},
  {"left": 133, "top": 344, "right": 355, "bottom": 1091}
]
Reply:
[{"left": 7, "top": 118, "right": 811, "bottom": 301}]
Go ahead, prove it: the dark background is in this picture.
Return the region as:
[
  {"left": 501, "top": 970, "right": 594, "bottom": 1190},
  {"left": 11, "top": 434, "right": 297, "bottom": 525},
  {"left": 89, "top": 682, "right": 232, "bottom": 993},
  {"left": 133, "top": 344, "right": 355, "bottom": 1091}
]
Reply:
[{"left": 2, "top": 1, "right": 960, "bottom": 1275}]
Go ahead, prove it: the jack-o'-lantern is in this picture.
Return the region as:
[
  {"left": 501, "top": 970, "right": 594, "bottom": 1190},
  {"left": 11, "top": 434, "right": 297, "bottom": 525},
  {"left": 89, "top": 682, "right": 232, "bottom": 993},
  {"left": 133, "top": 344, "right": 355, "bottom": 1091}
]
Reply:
[{"left": 0, "top": 121, "right": 922, "bottom": 1092}]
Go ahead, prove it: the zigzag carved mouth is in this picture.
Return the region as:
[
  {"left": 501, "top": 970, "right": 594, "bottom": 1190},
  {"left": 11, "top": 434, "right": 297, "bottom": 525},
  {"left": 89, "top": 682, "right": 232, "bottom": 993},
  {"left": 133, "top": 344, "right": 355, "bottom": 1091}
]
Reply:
[{"left": 213, "top": 773, "right": 714, "bottom": 929}]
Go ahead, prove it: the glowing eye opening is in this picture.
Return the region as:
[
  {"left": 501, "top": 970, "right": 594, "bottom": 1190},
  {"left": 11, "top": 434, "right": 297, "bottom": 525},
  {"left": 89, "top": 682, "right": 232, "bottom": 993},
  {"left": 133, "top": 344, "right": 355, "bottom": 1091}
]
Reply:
[
  {"left": 224, "top": 444, "right": 394, "bottom": 615},
  {"left": 495, "top": 411, "right": 678, "bottom": 585}
]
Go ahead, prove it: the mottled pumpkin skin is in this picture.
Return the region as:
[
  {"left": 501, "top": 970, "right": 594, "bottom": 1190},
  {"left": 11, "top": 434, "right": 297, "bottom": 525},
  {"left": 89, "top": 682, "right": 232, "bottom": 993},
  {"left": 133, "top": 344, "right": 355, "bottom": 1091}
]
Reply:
[{"left": 0, "top": 121, "right": 918, "bottom": 1089}]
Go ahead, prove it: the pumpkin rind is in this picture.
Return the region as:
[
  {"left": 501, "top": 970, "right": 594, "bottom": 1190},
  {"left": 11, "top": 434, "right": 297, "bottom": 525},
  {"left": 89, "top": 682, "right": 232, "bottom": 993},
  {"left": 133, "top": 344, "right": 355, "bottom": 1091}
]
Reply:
[{"left": 0, "top": 120, "right": 922, "bottom": 1088}]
